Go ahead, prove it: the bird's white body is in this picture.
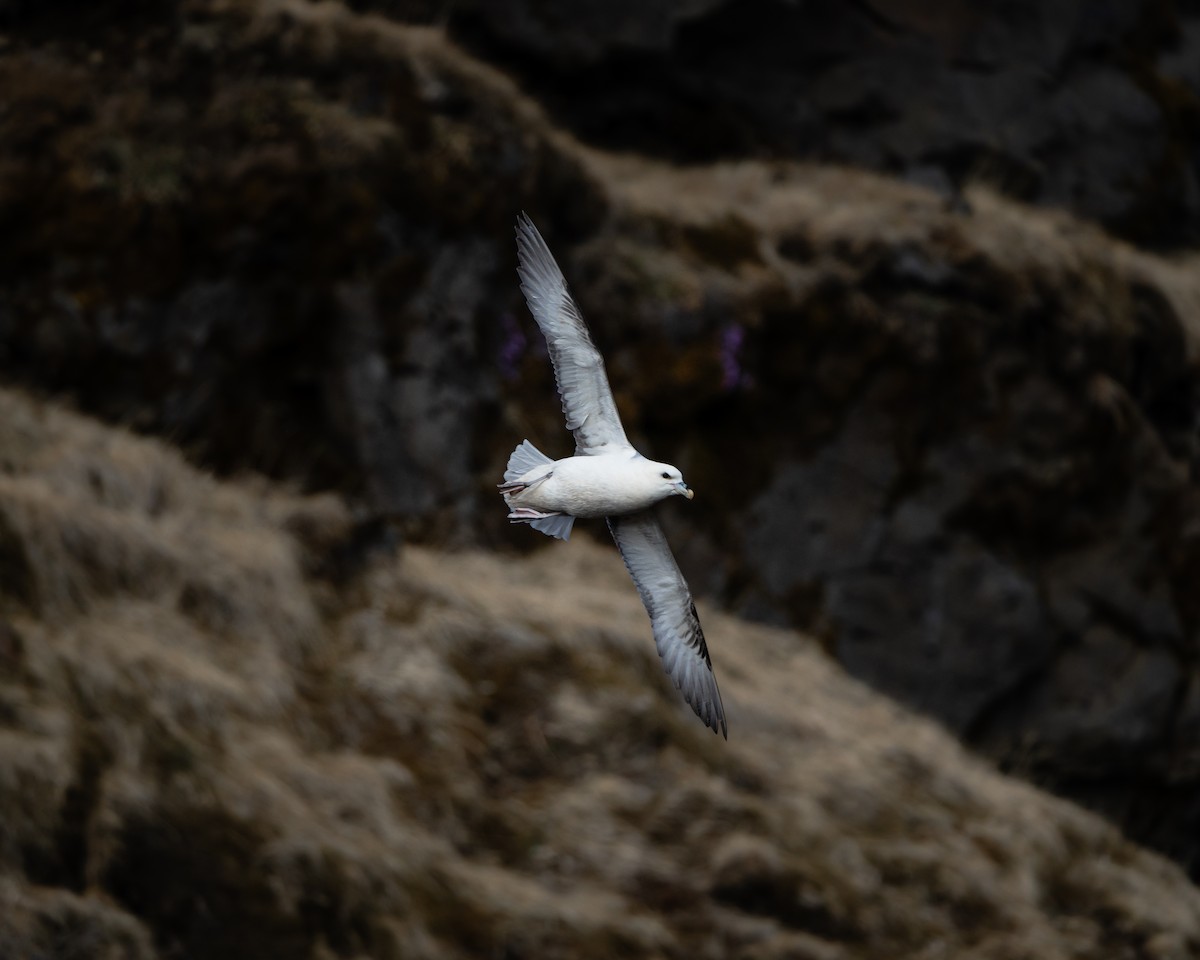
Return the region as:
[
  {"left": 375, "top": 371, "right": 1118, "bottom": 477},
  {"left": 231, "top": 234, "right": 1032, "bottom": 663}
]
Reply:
[{"left": 504, "top": 453, "right": 691, "bottom": 519}]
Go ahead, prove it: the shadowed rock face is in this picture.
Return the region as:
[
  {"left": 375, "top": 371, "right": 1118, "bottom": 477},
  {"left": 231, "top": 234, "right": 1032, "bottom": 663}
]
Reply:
[
  {"left": 415, "top": 0, "right": 1200, "bottom": 249},
  {"left": 2, "top": 384, "right": 1200, "bottom": 959},
  {"left": 0, "top": 0, "right": 605, "bottom": 527},
  {"left": 4, "top": 0, "right": 1200, "bottom": 884}
]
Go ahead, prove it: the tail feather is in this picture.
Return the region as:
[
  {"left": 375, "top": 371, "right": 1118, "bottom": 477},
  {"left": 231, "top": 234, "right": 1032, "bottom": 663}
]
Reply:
[
  {"left": 501, "top": 440, "right": 571, "bottom": 539},
  {"left": 530, "top": 513, "right": 575, "bottom": 540},
  {"left": 504, "top": 439, "right": 553, "bottom": 483}
]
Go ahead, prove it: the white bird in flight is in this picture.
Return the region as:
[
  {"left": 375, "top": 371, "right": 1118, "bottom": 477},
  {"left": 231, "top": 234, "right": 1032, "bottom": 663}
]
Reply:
[{"left": 499, "top": 213, "right": 726, "bottom": 738}]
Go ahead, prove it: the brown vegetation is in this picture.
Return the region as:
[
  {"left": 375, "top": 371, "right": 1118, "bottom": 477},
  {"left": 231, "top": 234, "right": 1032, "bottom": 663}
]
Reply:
[{"left": 2, "top": 386, "right": 1199, "bottom": 958}]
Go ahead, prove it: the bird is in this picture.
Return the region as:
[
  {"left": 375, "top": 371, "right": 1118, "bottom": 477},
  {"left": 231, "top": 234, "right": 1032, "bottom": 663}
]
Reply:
[{"left": 499, "top": 213, "right": 726, "bottom": 738}]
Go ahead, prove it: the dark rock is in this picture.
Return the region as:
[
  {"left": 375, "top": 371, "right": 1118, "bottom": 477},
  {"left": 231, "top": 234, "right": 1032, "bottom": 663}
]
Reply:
[
  {"left": 0, "top": 0, "right": 605, "bottom": 524},
  {"left": 430, "top": 0, "right": 1200, "bottom": 247}
]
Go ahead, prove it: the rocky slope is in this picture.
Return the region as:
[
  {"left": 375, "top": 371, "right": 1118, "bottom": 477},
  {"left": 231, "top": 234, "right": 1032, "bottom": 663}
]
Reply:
[
  {"left": 3, "top": 384, "right": 1200, "bottom": 959},
  {"left": 4, "top": 0, "right": 1200, "bottom": 880}
]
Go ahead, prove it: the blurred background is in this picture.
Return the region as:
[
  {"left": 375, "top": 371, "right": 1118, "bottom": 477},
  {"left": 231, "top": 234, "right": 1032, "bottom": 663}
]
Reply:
[{"left": 3, "top": 1, "right": 1200, "bottom": 957}]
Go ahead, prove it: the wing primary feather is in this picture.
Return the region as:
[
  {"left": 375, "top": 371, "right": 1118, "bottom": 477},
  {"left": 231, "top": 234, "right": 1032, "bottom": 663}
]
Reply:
[
  {"left": 514, "top": 214, "right": 633, "bottom": 457},
  {"left": 607, "top": 511, "right": 727, "bottom": 738}
]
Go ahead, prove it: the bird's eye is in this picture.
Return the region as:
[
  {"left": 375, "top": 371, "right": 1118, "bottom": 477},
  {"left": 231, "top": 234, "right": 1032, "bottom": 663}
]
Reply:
[{"left": 661, "top": 472, "right": 670, "bottom": 479}]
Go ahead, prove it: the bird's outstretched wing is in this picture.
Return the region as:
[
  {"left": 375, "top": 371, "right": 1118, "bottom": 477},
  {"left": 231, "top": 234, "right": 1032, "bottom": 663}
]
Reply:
[
  {"left": 515, "top": 213, "right": 632, "bottom": 457},
  {"left": 607, "top": 511, "right": 727, "bottom": 738}
]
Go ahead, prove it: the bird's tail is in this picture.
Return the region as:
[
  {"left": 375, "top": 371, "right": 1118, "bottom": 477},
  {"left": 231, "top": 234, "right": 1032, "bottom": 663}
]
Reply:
[{"left": 502, "top": 439, "right": 552, "bottom": 483}]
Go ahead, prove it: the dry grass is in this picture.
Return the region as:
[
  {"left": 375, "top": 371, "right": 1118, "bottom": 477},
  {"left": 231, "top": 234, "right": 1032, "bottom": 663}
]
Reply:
[
  {"left": 1, "top": 384, "right": 1199, "bottom": 959},
  {"left": 581, "top": 150, "right": 1200, "bottom": 351}
]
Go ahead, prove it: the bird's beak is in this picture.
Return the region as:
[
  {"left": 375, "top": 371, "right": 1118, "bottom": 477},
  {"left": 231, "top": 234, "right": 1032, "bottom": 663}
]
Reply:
[{"left": 677, "top": 482, "right": 694, "bottom": 500}]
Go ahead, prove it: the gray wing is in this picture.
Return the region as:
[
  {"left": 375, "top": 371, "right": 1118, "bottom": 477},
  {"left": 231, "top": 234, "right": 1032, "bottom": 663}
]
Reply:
[
  {"left": 515, "top": 213, "right": 632, "bottom": 456},
  {"left": 607, "top": 511, "right": 727, "bottom": 738}
]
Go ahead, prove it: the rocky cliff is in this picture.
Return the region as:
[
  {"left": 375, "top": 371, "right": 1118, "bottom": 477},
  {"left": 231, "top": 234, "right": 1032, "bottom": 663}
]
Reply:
[
  {"left": 3, "top": 385, "right": 1200, "bottom": 959},
  {"left": 432, "top": 0, "right": 1200, "bottom": 248},
  {"left": 4, "top": 0, "right": 1200, "bottom": 888}
]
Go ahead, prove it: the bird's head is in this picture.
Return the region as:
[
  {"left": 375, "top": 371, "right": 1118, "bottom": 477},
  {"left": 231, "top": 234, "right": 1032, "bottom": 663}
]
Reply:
[{"left": 646, "top": 460, "right": 694, "bottom": 502}]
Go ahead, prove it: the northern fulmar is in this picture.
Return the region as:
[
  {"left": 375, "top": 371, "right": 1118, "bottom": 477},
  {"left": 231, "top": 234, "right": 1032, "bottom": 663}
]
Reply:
[{"left": 499, "top": 214, "right": 727, "bottom": 738}]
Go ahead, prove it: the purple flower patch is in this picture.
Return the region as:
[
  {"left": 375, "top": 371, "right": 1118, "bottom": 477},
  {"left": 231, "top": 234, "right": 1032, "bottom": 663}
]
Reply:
[
  {"left": 498, "top": 311, "right": 527, "bottom": 381},
  {"left": 719, "top": 322, "right": 752, "bottom": 391}
]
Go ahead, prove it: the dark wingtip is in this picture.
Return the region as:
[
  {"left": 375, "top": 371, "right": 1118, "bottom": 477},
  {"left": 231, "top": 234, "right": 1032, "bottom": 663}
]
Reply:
[
  {"left": 697, "top": 700, "right": 727, "bottom": 739},
  {"left": 515, "top": 211, "right": 538, "bottom": 242}
]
